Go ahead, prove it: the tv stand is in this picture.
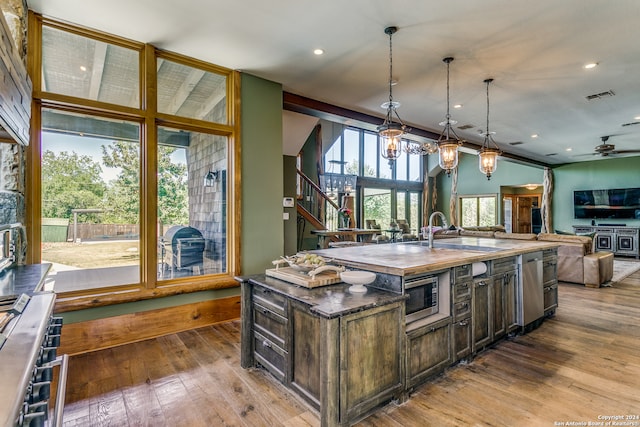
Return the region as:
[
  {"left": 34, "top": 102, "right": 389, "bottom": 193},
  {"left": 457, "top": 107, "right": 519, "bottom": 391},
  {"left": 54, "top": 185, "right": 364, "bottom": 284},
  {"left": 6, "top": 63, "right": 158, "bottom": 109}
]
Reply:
[{"left": 573, "top": 225, "right": 639, "bottom": 259}]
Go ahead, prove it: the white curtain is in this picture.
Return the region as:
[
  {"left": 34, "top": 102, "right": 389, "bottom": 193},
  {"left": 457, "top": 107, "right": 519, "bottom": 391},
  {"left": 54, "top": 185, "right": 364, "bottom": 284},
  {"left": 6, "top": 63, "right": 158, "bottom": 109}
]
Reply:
[
  {"left": 449, "top": 166, "right": 458, "bottom": 227},
  {"left": 541, "top": 167, "right": 553, "bottom": 233}
]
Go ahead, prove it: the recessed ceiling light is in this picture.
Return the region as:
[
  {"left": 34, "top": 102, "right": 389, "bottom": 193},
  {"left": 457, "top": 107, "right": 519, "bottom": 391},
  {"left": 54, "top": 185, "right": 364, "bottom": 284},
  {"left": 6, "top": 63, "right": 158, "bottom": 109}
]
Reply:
[
  {"left": 531, "top": 134, "right": 538, "bottom": 138},
  {"left": 453, "top": 104, "right": 462, "bottom": 109},
  {"left": 584, "top": 62, "right": 598, "bottom": 69},
  {"left": 80, "top": 65, "right": 87, "bottom": 71},
  {"left": 635, "top": 115, "right": 640, "bottom": 120},
  {"left": 566, "top": 147, "right": 573, "bottom": 152},
  {"left": 313, "top": 49, "right": 324, "bottom": 55}
]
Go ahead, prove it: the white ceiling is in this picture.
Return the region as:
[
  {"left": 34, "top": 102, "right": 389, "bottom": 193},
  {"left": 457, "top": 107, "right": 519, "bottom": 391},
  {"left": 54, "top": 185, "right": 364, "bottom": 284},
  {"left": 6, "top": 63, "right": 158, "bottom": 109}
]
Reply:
[{"left": 27, "top": 0, "right": 640, "bottom": 165}]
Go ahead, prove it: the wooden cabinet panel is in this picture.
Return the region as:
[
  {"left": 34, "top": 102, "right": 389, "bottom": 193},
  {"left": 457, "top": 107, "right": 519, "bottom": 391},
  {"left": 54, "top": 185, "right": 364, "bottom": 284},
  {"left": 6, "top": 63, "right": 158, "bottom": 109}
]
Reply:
[
  {"left": 492, "top": 275, "right": 506, "bottom": 339},
  {"left": 472, "top": 278, "right": 491, "bottom": 351},
  {"left": 503, "top": 271, "right": 519, "bottom": 333},
  {"left": 340, "top": 304, "right": 404, "bottom": 423},
  {"left": 452, "top": 317, "right": 471, "bottom": 361},
  {"left": 406, "top": 318, "right": 452, "bottom": 388},
  {"left": 291, "top": 304, "right": 321, "bottom": 408}
]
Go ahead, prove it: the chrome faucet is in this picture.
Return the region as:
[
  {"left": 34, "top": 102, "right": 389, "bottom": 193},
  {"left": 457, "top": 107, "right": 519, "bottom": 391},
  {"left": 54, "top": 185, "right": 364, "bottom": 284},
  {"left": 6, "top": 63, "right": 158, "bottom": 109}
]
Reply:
[{"left": 428, "top": 211, "right": 448, "bottom": 249}]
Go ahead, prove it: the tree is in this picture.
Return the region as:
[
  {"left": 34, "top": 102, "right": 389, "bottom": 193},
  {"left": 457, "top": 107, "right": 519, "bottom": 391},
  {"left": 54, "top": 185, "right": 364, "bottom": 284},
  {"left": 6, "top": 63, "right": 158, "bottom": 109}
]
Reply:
[
  {"left": 41, "top": 150, "right": 106, "bottom": 220},
  {"left": 101, "top": 141, "right": 188, "bottom": 225}
]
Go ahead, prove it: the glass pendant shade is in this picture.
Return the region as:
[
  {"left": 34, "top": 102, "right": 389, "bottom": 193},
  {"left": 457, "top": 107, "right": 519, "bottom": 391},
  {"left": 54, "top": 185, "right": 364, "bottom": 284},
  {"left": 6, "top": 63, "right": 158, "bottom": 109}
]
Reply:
[
  {"left": 438, "top": 140, "right": 460, "bottom": 175},
  {"left": 477, "top": 78, "right": 501, "bottom": 180},
  {"left": 377, "top": 26, "right": 405, "bottom": 164},
  {"left": 436, "top": 57, "right": 463, "bottom": 176},
  {"left": 379, "top": 122, "right": 404, "bottom": 160},
  {"left": 478, "top": 147, "right": 499, "bottom": 179}
]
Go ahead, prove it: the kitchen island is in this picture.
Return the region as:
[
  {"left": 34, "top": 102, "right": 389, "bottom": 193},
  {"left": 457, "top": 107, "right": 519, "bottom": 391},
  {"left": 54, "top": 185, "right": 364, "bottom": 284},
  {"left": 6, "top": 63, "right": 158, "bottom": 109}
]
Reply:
[{"left": 239, "top": 238, "right": 560, "bottom": 427}]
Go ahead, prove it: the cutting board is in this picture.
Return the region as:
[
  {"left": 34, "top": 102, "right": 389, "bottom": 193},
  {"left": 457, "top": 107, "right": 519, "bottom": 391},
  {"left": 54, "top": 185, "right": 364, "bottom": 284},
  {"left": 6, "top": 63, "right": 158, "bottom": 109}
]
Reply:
[{"left": 265, "top": 267, "right": 342, "bottom": 288}]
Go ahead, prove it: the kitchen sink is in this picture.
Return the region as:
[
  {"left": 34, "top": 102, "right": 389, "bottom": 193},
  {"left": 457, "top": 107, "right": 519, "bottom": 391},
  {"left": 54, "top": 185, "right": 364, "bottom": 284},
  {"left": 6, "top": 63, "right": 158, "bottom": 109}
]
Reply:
[{"left": 407, "top": 241, "right": 503, "bottom": 252}]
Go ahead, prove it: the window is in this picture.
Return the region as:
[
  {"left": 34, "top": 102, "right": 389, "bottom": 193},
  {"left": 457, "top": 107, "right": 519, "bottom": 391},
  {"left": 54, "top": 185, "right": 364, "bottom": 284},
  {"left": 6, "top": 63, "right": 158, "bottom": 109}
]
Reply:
[
  {"left": 40, "top": 110, "right": 141, "bottom": 290},
  {"left": 320, "top": 126, "right": 424, "bottom": 230},
  {"left": 363, "top": 188, "right": 391, "bottom": 229},
  {"left": 30, "top": 16, "right": 238, "bottom": 299},
  {"left": 460, "top": 195, "right": 497, "bottom": 227},
  {"left": 41, "top": 24, "right": 140, "bottom": 108}
]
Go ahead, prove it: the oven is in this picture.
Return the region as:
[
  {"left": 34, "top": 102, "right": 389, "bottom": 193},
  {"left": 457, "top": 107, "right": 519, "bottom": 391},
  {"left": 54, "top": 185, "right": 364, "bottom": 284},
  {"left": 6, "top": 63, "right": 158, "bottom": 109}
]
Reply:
[
  {"left": 0, "top": 292, "right": 67, "bottom": 427},
  {"left": 404, "top": 274, "right": 439, "bottom": 323}
]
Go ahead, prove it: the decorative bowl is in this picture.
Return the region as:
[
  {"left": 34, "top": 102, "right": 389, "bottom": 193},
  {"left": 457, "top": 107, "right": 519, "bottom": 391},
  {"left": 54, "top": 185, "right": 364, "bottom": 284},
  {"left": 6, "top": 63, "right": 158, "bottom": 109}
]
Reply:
[{"left": 340, "top": 270, "right": 376, "bottom": 293}]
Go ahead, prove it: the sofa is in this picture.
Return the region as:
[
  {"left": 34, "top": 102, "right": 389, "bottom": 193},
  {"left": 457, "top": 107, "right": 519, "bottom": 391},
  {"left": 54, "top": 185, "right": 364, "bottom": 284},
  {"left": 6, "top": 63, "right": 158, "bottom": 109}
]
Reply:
[{"left": 431, "top": 226, "right": 614, "bottom": 288}]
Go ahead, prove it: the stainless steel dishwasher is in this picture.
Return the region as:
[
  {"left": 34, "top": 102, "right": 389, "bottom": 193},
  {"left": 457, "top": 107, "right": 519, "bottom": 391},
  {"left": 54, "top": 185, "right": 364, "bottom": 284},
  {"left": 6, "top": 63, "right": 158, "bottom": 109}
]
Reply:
[{"left": 518, "top": 251, "right": 544, "bottom": 326}]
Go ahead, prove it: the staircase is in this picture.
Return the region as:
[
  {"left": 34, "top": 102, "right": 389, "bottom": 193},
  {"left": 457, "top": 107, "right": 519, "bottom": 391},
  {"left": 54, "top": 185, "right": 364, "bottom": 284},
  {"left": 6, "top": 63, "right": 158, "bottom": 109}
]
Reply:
[{"left": 296, "top": 169, "right": 342, "bottom": 248}]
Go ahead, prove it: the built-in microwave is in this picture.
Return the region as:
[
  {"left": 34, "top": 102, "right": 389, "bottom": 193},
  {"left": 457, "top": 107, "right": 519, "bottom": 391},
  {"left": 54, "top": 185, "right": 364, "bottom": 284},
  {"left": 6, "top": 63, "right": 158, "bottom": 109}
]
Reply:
[{"left": 404, "top": 275, "right": 438, "bottom": 323}]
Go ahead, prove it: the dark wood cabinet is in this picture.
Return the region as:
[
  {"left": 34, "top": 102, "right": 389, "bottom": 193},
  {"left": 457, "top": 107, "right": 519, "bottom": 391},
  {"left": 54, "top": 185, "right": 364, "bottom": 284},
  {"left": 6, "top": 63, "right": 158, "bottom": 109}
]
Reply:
[
  {"left": 406, "top": 317, "right": 451, "bottom": 388},
  {"left": 472, "top": 277, "right": 492, "bottom": 352},
  {"left": 452, "top": 265, "right": 473, "bottom": 362},
  {"left": 241, "top": 277, "right": 405, "bottom": 427},
  {"left": 573, "top": 225, "right": 639, "bottom": 258}
]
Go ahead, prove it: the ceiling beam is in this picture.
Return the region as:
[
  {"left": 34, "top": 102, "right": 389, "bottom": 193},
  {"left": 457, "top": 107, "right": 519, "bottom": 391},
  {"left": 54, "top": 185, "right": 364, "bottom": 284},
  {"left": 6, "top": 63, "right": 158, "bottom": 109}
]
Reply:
[{"left": 283, "top": 92, "right": 550, "bottom": 169}]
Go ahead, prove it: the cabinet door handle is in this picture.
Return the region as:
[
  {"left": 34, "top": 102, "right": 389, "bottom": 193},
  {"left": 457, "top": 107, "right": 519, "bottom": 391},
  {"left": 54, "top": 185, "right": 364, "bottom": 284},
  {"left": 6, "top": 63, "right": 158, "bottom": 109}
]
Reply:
[
  {"left": 262, "top": 340, "right": 272, "bottom": 348},
  {"left": 478, "top": 281, "right": 487, "bottom": 287},
  {"left": 459, "top": 320, "right": 468, "bottom": 326}
]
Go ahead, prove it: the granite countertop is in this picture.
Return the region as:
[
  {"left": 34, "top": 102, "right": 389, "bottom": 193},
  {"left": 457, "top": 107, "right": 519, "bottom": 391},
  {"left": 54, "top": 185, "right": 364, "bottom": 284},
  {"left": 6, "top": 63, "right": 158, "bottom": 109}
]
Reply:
[
  {"left": 310, "top": 237, "right": 559, "bottom": 276},
  {"left": 0, "top": 263, "right": 52, "bottom": 300},
  {"left": 242, "top": 274, "right": 407, "bottom": 319}
]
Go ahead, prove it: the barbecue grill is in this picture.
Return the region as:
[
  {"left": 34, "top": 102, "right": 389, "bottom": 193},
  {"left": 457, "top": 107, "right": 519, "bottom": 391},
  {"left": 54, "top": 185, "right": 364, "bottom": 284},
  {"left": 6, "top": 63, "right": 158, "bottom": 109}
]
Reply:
[{"left": 160, "top": 225, "right": 205, "bottom": 277}]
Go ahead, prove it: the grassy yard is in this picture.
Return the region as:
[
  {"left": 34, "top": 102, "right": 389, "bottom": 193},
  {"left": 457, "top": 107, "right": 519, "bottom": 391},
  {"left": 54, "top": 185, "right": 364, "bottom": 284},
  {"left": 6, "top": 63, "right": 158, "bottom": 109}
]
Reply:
[{"left": 41, "top": 241, "right": 140, "bottom": 268}]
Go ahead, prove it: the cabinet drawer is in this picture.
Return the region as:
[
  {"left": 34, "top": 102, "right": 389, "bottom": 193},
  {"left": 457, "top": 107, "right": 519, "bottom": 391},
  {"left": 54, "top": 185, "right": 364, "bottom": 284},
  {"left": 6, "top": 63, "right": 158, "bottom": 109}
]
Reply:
[
  {"left": 491, "top": 257, "right": 517, "bottom": 275},
  {"left": 253, "top": 286, "right": 287, "bottom": 317},
  {"left": 543, "top": 260, "right": 557, "bottom": 283},
  {"left": 544, "top": 283, "right": 558, "bottom": 312},
  {"left": 254, "top": 330, "right": 286, "bottom": 382},
  {"left": 453, "top": 280, "right": 472, "bottom": 302},
  {"left": 253, "top": 303, "right": 287, "bottom": 348},
  {"left": 453, "top": 300, "right": 471, "bottom": 321},
  {"left": 543, "top": 247, "right": 558, "bottom": 260},
  {"left": 454, "top": 264, "right": 472, "bottom": 281}
]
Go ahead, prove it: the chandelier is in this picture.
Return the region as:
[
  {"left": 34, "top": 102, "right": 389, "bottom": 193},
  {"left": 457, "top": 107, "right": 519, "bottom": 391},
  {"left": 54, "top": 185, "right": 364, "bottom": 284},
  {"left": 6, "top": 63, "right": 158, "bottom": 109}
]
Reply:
[
  {"left": 377, "top": 26, "right": 406, "bottom": 166},
  {"left": 477, "top": 78, "right": 502, "bottom": 180},
  {"left": 404, "top": 140, "right": 438, "bottom": 156},
  {"left": 436, "top": 57, "right": 464, "bottom": 177}
]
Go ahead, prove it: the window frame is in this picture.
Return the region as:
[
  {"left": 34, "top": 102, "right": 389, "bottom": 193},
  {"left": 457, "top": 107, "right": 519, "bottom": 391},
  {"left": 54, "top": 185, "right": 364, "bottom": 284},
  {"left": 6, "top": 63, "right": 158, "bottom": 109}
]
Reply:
[
  {"left": 458, "top": 194, "right": 498, "bottom": 227},
  {"left": 27, "top": 13, "right": 241, "bottom": 310}
]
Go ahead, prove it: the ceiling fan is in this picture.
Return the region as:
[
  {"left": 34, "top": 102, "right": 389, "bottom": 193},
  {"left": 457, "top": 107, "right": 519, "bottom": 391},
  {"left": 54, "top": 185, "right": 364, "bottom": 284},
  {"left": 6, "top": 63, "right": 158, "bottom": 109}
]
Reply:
[{"left": 588, "top": 136, "right": 640, "bottom": 157}]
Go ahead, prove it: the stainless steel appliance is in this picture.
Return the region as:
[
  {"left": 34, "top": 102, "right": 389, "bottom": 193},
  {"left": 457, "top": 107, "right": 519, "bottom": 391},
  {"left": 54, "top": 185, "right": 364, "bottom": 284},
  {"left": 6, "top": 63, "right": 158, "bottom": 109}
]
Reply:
[
  {"left": 404, "top": 274, "right": 439, "bottom": 323},
  {"left": 159, "top": 226, "right": 205, "bottom": 277},
  {"left": 0, "top": 292, "right": 67, "bottom": 427},
  {"left": 518, "top": 251, "right": 544, "bottom": 327},
  {"left": 0, "top": 225, "right": 16, "bottom": 273}
]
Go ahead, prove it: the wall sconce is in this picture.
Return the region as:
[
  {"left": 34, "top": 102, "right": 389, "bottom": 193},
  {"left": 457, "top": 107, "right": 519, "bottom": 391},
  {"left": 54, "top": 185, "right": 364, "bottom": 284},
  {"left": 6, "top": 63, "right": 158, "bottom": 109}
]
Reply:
[{"left": 204, "top": 170, "right": 219, "bottom": 187}]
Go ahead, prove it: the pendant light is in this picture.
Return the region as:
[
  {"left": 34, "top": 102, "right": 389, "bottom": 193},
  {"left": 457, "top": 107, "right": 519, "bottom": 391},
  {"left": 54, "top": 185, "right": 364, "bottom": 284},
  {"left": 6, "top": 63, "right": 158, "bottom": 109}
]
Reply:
[
  {"left": 436, "top": 57, "right": 464, "bottom": 177},
  {"left": 377, "top": 26, "right": 406, "bottom": 167},
  {"left": 477, "top": 78, "right": 502, "bottom": 180}
]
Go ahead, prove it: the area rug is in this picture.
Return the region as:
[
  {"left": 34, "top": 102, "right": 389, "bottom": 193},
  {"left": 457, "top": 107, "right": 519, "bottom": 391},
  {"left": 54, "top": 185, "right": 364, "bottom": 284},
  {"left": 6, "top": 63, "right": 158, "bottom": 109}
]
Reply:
[{"left": 608, "top": 259, "right": 640, "bottom": 285}]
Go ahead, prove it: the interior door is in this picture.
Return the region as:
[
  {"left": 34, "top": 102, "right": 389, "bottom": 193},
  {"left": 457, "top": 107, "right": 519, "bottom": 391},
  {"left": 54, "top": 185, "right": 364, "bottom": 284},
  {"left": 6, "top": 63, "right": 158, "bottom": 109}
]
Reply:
[{"left": 516, "top": 197, "right": 533, "bottom": 233}]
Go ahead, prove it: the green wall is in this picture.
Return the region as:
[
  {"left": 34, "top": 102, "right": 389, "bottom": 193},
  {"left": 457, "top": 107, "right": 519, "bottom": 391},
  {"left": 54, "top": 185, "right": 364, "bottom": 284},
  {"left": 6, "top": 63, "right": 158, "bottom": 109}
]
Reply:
[
  {"left": 240, "top": 73, "right": 284, "bottom": 273},
  {"left": 283, "top": 155, "right": 298, "bottom": 255},
  {"left": 551, "top": 156, "right": 640, "bottom": 231},
  {"left": 435, "top": 152, "right": 544, "bottom": 225}
]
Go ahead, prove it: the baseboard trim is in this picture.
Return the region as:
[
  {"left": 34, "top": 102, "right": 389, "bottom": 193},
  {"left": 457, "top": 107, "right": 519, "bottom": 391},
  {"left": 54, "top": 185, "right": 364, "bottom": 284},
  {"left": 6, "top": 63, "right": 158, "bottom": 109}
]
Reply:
[{"left": 58, "top": 295, "right": 241, "bottom": 356}]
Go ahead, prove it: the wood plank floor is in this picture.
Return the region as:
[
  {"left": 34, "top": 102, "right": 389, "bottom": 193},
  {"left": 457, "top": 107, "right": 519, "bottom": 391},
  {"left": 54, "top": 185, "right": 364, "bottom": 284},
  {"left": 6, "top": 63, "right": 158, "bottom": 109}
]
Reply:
[{"left": 61, "top": 270, "right": 640, "bottom": 426}]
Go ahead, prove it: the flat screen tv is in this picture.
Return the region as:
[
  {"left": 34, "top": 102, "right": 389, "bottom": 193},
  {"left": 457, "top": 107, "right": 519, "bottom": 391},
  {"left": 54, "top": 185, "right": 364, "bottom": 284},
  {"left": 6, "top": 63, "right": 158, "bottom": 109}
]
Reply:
[{"left": 574, "top": 187, "right": 640, "bottom": 219}]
